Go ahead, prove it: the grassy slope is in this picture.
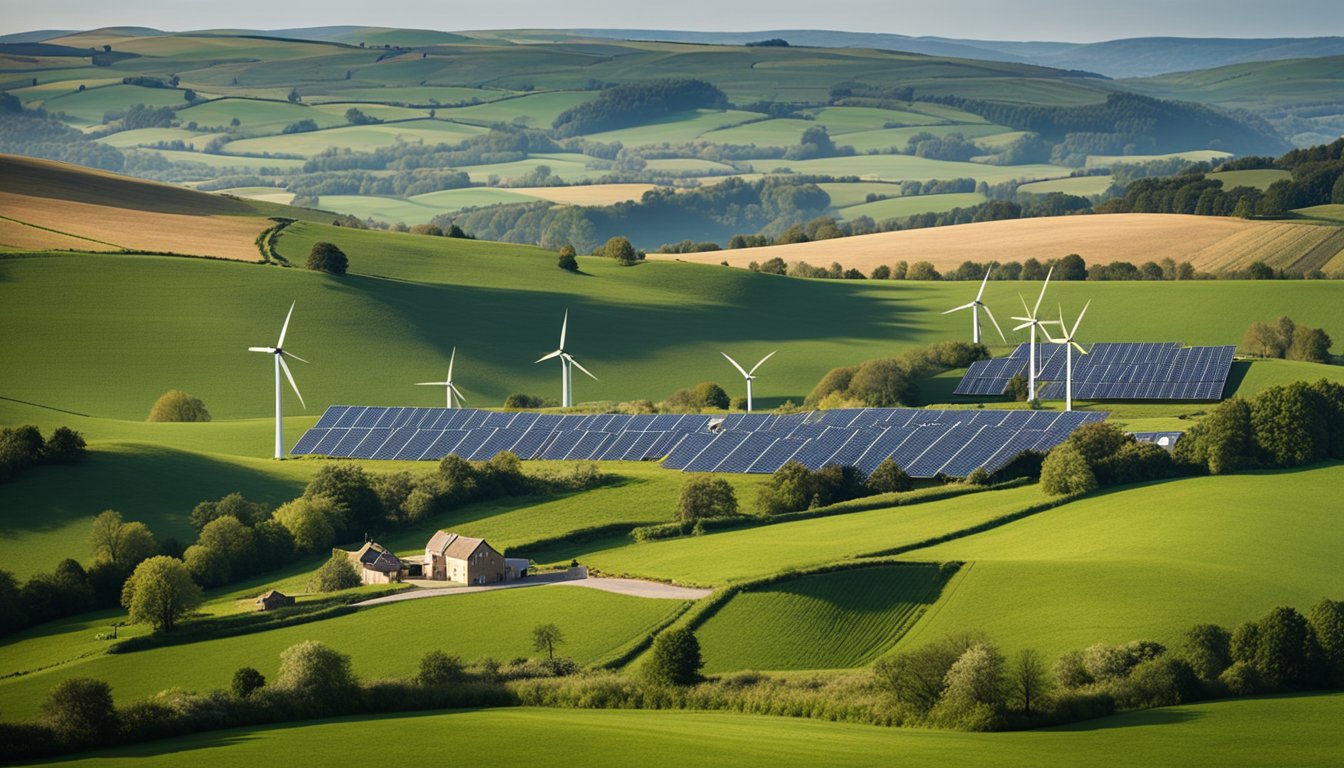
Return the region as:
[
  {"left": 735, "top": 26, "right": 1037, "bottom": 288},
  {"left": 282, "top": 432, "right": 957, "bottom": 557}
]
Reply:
[
  {"left": 0, "top": 586, "right": 685, "bottom": 720},
  {"left": 896, "top": 464, "right": 1344, "bottom": 657},
  {"left": 34, "top": 695, "right": 1344, "bottom": 768},
  {"left": 696, "top": 564, "right": 954, "bottom": 672}
]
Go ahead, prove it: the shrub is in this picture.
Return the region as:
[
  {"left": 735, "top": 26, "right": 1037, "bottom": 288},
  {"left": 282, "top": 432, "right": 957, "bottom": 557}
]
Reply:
[
  {"left": 874, "top": 633, "right": 983, "bottom": 713},
  {"left": 558, "top": 244, "right": 578, "bottom": 271},
  {"left": 306, "top": 241, "right": 349, "bottom": 274},
  {"left": 44, "top": 427, "right": 87, "bottom": 463},
  {"left": 41, "top": 678, "right": 117, "bottom": 747},
  {"left": 1218, "top": 660, "right": 1261, "bottom": 695},
  {"left": 419, "top": 650, "right": 466, "bottom": 685},
  {"left": 1182, "top": 624, "right": 1233, "bottom": 680},
  {"left": 88, "top": 510, "right": 158, "bottom": 572},
  {"left": 866, "top": 458, "right": 912, "bottom": 493},
  {"left": 310, "top": 550, "right": 361, "bottom": 592},
  {"left": 274, "top": 640, "right": 358, "bottom": 712},
  {"left": 677, "top": 476, "right": 738, "bottom": 522},
  {"left": 847, "top": 357, "right": 916, "bottom": 407},
  {"left": 1115, "top": 657, "right": 1199, "bottom": 709},
  {"left": 1039, "top": 444, "right": 1096, "bottom": 495},
  {"left": 120, "top": 556, "right": 203, "bottom": 632},
  {"left": 147, "top": 389, "right": 210, "bottom": 422},
  {"left": 231, "top": 667, "right": 266, "bottom": 698},
  {"left": 601, "top": 236, "right": 638, "bottom": 262},
  {"left": 644, "top": 628, "right": 703, "bottom": 686}
]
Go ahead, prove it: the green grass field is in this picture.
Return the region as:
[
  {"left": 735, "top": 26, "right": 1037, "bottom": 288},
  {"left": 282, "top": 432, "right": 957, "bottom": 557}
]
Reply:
[
  {"left": 752, "top": 154, "right": 1073, "bottom": 184},
  {"left": 1017, "top": 175, "right": 1115, "bottom": 196},
  {"left": 696, "top": 564, "right": 954, "bottom": 672},
  {"left": 176, "top": 99, "right": 346, "bottom": 134},
  {"left": 32, "top": 696, "right": 1344, "bottom": 767},
  {"left": 39, "top": 84, "right": 190, "bottom": 125},
  {"left": 222, "top": 119, "right": 489, "bottom": 156},
  {"left": 1085, "top": 150, "right": 1232, "bottom": 168},
  {"left": 1208, "top": 169, "right": 1293, "bottom": 191},
  {"left": 0, "top": 586, "right": 686, "bottom": 719},
  {"left": 835, "top": 192, "right": 987, "bottom": 222},
  {"left": 895, "top": 464, "right": 1344, "bottom": 657},
  {"left": 582, "top": 109, "right": 766, "bottom": 146},
  {"left": 434, "top": 91, "right": 597, "bottom": 128}
]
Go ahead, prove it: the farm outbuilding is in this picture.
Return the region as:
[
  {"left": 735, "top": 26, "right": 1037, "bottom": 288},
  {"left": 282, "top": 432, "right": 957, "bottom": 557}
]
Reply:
[
  {"left": 255, "top": 589, "right": 295, "bottom": 611},
  {"left": 424, "top": 532, "right": 516, "bottom": 585},
  {"left": 344, "top": 541, "right": 408, "bottom": 585}
]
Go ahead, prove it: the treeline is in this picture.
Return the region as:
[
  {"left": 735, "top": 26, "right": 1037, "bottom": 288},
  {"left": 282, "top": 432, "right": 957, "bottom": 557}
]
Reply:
[
  {"left": 806, "top": 342, "right": 991, "bottom": 409},
  {"left": 1241, "top": 316, "right": 1333, "bottom": 363},
  {"left": 552, "top": 80, "right": 728, "bottom": 137},
  {"left": 918, "top": 92, "right": 1288, "bottom": 160},
  {"left": 1099, "top": 137, "right": 1344, "bottom": 219},
  {"left": 433, "top": 176, "right": 831, "bottom": 252},
  {"left": 751, "top": 251, "right": 1192, "bottom": 283},
  {"left": 0, "top": 424, "right": 86, "bottom": 483},
  {"left": 0, "top": 96, "right": 125, "bottom": 171}
]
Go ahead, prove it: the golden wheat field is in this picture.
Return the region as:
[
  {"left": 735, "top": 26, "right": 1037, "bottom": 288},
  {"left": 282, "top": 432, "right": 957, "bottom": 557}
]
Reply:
[
  {"left": 654, "top": 214, "right": 1344, "bottom": 275},
  {"left": 509, "top": 183, "right": 658, "bottom": 206}
]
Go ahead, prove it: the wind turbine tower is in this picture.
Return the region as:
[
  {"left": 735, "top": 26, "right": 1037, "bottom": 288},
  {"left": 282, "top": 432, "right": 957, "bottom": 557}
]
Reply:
[
  {"left": 942, "top": 266, "right": 1005, "bottom": 344},
  {"left": 248, "top": 302, "right": 308, "bottom": 459},
  {"left": 1042, "top": 301, "right": 1090, "bottom": 411},
  {"left": 721, "top": 351, "right": 776, "bottom": 412},
  {"left": 1010, "top": 266, "right": 1062, "bottom": 400},
  {"left": 535, "top": 310, "right": 597, "bottom": 407},
  {"left": 416, "top": 347, "right": 467, "bottom": 408}
]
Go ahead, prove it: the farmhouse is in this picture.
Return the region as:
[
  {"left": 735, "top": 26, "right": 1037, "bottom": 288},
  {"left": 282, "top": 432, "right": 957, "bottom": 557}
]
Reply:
[
  {"left": 344, "top": 541, "right": 408, "bottom": 585},
  {"left": 255, "top": 589, "right": 294, "bottom": 611},
  {"left": 424, "top": 531, "right": 528, "bottom": 585}
]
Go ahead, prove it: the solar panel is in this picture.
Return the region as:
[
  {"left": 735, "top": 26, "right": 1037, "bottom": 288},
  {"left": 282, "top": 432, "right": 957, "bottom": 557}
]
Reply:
[
  {"left": 682, "top": 432, "right": 751, "bottom": 473},
  {"left": 313, "top": 407, "right": 349, "bottom": 429},
  {"left": 290, "top": 428, "right": 328, "bottom": 455},
  {"left": 394, "top": 429, "right": 441, "bottom": 461},
  {"left": 661, "top": 433, "right": 717, "bottom": 470}
]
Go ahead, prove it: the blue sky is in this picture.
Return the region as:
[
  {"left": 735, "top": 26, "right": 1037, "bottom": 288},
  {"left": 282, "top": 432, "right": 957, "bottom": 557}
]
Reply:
[{"left": 6, "top": 0, "right": 1342, "bottom": 42}]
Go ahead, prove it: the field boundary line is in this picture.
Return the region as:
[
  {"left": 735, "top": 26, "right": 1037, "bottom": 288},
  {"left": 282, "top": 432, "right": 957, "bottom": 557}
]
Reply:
[{"left": 0, "top": 214, "right": 127, "bottom": 249}]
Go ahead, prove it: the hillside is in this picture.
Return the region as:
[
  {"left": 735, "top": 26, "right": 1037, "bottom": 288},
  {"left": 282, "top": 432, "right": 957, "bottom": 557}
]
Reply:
[
  {"left": 656, "top": 213, "right": 1344, "bottom": 275},
  {"left": 0, "top": 154, "right": 297, "bottom": 259}
]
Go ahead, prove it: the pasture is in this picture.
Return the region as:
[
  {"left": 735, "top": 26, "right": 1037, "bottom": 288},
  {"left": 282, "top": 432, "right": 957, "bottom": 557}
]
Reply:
[
  {"left": 221, "top": 120, "right": 489, "bottom": 156},
  {"left": 834, "top": 192, "right": 987, "bottom": 222},
  {"left": 30, "top": 696, "right": 1344, "bottom": 768},
  {"left": 1016, "top": 175, "right": 1115, "bottom": 196},
  {"left": 0, "top": 587, "right": 686, "bottom": 719},
  {"left": 695, "top": 564, "right": 955, "bottom": 672},
  {"left": 895, "top": 464, "right": 1344, "bottom": 657},
  {"left": 668, "top": 213, "right": 1344, "bottom": 275},
  {"left": 748, "top": 155, "right": 1073, "bottom": 185}
]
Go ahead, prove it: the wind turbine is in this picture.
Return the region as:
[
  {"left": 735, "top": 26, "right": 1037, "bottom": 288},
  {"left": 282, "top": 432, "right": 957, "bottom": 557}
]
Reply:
[
  {"left": 416, "top": 347, "right": 466, "bottom": 408},
  {"left": 942, "top": 266, "right": 1005, "bottom": 344},
  {"left": 535, "top": 310, "right": 596, "bottom": 408},
  {"left": 248, "top": 301, "right": 307, "bottom": 459},
  {"left": 1010, "top": 266, "right": 1062, "bottom": 400},
  {"left": 721, "top": 351, "right": 776, "bottom": 412},
  {"left": 1042, "top": 301, "right": 1090, "bottom": 411}
]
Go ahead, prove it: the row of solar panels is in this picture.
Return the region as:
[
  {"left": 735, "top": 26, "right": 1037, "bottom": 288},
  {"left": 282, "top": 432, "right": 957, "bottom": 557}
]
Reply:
[
  {"left": 955, "top": 342, "right": 1234, "bottom": 401},
  {"left": 291, "top": 406, "right": 1106, "bottom": 478}
]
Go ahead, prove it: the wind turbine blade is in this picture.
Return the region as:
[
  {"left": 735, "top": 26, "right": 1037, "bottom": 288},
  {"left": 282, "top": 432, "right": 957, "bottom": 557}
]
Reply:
[
  {"left": 566, "top": 354, "right": 598, "bottom": 381},
  {"left": 447, "top": 347, "right": 456, "bottom": 381},
  {"left": 559, "top": 309, "right": 568, "bottom": 349},
  {"left": 1072, "top": 341, "right": 1088, "bottom": 356},
  {"left": 942, "top": 302, "right": 976, "bottom": 314},
  {"left": 277, "top": 301, "right": 295, "bottom": 348},
  {"left": 416, "top": 381, "right": 448, "bottom": 386},
  {"left": 1012, "top": 321, "right": 1034, "bottom": 331},
  {"left": 1040, "top": 324, "right": 1060, "bottom": 343},
  {"left": 281, "top": 350, "right": 309, "bottom": 364},
  {"left": 1033, "top": 266, "right": 1053, "bottom": 316},
  {"left": 749, "top": 350, "right": 777, "bottom": 375},
  {"left": 1019, "top": 294, "right": 1032, "bottom": 318},
  {"left": 450, "top": 384, "right": 467, "bottom": 405},
  {"left": 981, "top": 304, "right": 1007, "bottom": 343},
  {"left": 278, "top": 355, "right": 305, "bottom": 410},
  {"left": 1071, "top": 300, "right": 1091, "bottom": 338},
  {"left": 976, "top": 266, "right": 992, "bottom": 301},
  {"left": 535, "top": 350, "right": 563, "bottom": 364},
  {"left": 721, "top": 352, "right": 750, "bottom": 379},
  {"left": 248, "top": 346, "right": 275, "bottom": 353}
]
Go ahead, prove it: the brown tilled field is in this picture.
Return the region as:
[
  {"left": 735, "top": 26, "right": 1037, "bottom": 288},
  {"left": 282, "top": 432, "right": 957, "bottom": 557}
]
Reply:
[
  {"left": 509, "top": 184, "right": 657, "bottom": 206},
  {"left": 653, "top": 214, "right": 1344, "bottom": 276}
]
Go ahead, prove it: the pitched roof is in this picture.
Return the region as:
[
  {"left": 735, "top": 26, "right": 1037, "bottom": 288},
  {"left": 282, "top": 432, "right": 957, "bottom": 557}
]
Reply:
[
  {"left": 426, "top": 531, "right": 495, "bottom": 560},
  {"left": 347, "top": 541, "right": 403, "bottom": 572}
]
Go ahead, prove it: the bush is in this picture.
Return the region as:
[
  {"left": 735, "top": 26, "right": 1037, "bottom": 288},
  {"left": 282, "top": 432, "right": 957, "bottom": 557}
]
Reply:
[
  {"left": 44, "top": 427, "right": 86, "bottom": 463},
  {"left": 273, "top": 496, "right": 340, "bottom": 554},
  {"left": 1172, "top": 397, "right": 1254, "bottom": 474},
  {"left": 309, "top": 550, "right": 361, "bottom": 592},
  {"left": 866, "top": 458, "right": 912, "bottom": 493},
  {"left": 1182, "top": 624, "right": 1233, "bottom": 680},
  {"left": 88, "top": 510, "right": 158, "bottom": 572},
  {"left": 1039, "top": 444, "right": 1097, "bottom": 495},
  {"left": 558, "top": 244, "right": 578, "bottom": 271},
  {"left": 1250, "top": 382, "right": 1328, "bottom": 467},
  {"left": 306, "top": 241, "right": 349, "bottom": 274},
  {"left": 1308, "top": 599, "right": 1344, "bottom": 685},
  {"left": 147, "top": 389, "right": 210, "bottom": 422},
  {"left": 1218, "top": 660, "right": 1261, "bottom": 696},
  {"left": 41, "top": 678, "right": 117, "bottom": 747},
  {"left": 274, "top": 640, "right": 358, "bottom": 712},
  {"left": 231, "top": 667, "right": 266, "bottom": 698},
  {"left": 874, "top": 633, "right": 983, "bottom": 713},
  {"left": 1115, "top": 657, "right": 1199, "bottom": 709},
  {"left": 191, "top": 492, "right": 271, "bottom": 530},
  {"left": 419, "top": 650, "right": 467, "bottom": 685},
  {"left": 644, "top": 628, "right": 703, "bottom": 686},
  {"left": 675, "top": 476, "right": 737, "bottom": 523}
]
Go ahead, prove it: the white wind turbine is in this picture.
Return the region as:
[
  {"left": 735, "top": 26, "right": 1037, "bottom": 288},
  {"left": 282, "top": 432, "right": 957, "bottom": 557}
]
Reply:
[
  {"left": 535, "top": 310, "right": 596, "bottom": 408},
  {"left": 248, "top": 301, "right": 307, "bottom": 459},
  {"left": 416, "top": 347, "right": 466, "bottom": 408},
  {"left": 1042, "top": 301, "right": 1090, "bottom": 412},
  {"left": 721, "top": 350, "right": 776, "bottom": 412},
  {"left": 942, "top": 266, "right": 1006, "bottom": 344},
  {"left": 1010, "top": 266, "right": 1063, "bottom": 400}
]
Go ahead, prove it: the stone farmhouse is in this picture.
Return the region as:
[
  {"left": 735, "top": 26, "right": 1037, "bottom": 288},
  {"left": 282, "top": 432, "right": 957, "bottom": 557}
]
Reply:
[
  {"left": 344, "top": 540, "right": 408, "bottom": 585},
  {"left": 424, "top": 531, "right": 529, "bottom": 585}
]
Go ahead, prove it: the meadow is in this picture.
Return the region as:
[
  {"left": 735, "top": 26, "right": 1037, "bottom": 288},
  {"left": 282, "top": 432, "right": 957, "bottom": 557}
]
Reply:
[
  {"left": 695, "top": 564, "right": 955, "bottom": 672},
  {"left": 29, "top": 696, "right": 1344, "bottom": 768}
]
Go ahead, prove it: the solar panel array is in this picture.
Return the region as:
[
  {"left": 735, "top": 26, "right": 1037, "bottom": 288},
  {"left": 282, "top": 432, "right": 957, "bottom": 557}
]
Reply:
[
  {"left": 956, "top": 342, "right": 1234, "bottom": 401},
  {"left": 291, "top": 406, "right": 1106, "bottom": 478},
  {"left": 1130, "top": 431, "right": 1184, "bottom": 448}
]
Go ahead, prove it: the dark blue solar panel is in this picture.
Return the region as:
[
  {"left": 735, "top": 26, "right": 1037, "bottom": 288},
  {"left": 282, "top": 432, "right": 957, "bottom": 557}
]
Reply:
[
  {"left": 333, "top": 407, "right": 366, "bottom": 428},
  {"left": 594, "top": 431, "right": 641, "bottom": 461},
  {"left": 420, "top": 430, "right": 469, "bottom": 460},
  {"left": 509, "top": 428, "right": 554, "bottom": 460},
  {"left": 746, "top": 437, "right": 806, "bottom": 473},
  {"left": 331, "top": 427, "right": 373, "bottom": 455},
  {"left": 313, "top": 407, "right": 348, "bottom": 429},
  {"left": 939, "top": 426, "right": 1016, "bottom": 477},
  {"left": 372, "top": 427, "right": 417, "bottom": 460},
  {"left": 793, "top": 428, "right": 856, "bottom": 470},
  {"left": 853, "top": 427, "right": 916, "bottom": 475},
  {"left": 621, "top": 431, "right": 664, "bottom": 461},
  {"left": 710, "top": 433, "right": 778, "bottom": 473},
  {"left": 905, "top": 423, "right": 981, "bottom": 477},
  {"left": 350, "top": 428, "right": 394, "bottom": 459},
  {"left": 538, "top": 430, "right": 583, "bottom": 460},
  {"left": 393, "top": 429, "right": 441, "bottom": 460},
  {"left": 312, "top": 428, "right": 347, "bottom": 455},
  {"left": 290, "top": 428, "right": 328, "bottom": 455},
  {"left": 470, "top": 429, "right": 524, "bottom": 461},
  {"left": 662, "top": 433, "right": 716, "bottom": 470},
  {"left": 566, "top": 431, "right": 613, "bottom": 461},
  {"left": 682, "top": 432, "right": 750, "bottom": 473}
]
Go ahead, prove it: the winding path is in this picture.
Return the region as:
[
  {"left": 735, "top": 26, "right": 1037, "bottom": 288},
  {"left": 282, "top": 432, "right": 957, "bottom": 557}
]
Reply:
[{"left": 354, "top": 568, "right": 711, "bottom": 607}]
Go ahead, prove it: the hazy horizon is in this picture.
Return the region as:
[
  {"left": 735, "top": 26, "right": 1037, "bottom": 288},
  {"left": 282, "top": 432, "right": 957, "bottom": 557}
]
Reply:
[{"left": 5, "top": 0, "right": 1343, "bottom": 43}]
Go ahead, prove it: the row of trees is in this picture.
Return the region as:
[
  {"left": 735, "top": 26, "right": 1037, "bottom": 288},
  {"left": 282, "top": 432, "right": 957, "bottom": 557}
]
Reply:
[
  {"left": 0, "top": 424, "right": 86, "bottom": 483},
  {"left": 1240, "top": 316, "right": 1333, "bottom": 363},
  {"left": 755, "top": 458, "right": 913, "bottom": 516},
  {"left": 806, "top": 342, "right": 990, "bottom": 408},
  {"left": 551, "top": 80, "right": 728, "bottom": 137}
]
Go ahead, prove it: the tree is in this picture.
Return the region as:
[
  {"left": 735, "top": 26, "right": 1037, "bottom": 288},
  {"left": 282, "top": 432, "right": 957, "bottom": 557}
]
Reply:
[
  {"left": 557, "top": 244, "right": 578, "bottom": 272},
  {"left": 676, "top": 476, "right": 738, "bottom": 522},
  {"left": 873, "top": 633, "right": 983, "bottom": 713},
  {"left": 1183, "top": 624, "right": 1233, "bottom": 680},
  {"left": 866, "top": 458, "right": 912, "bottom": 493},
  {"left": 0, "top": 570, "right": 27, "bottom": 636},
  {"left": 147, "top": 389, "right": 210, "bottom": 422},
  {"left": 1172, "top": 396, "right": 1254, "bottom": 474},
  {"left": 532, "top": 622, "right": 565, "bottom": 661},
  {"left": 1307, "top": 599, "right": 1344, "bottom": 685},
  {"left": 309, "top": 550, "right": 361, "bottom": 592},
  {"left": 1039, "top": 444, "right": 1097, "bottom": 495},
  {"left": 304, "top": 463, "right": 381, "bottom": 537},
  {"left": 307, "top": 241, "right": 349, "bottom": 274},
  {"left": 644, "top": 627, "right": 703, "bottom": 686},
  {"left": 44, "top": 427, "right": 86, "bottom": 463},
  {"left": 191, "top": 492, "right": 271, "bottom": 530},
  {"left": 1054, "top": 254, "right": 1088, "bottom": 280},
  {"left": 1008, "top": 648, "right": 1051, "bottom": 717},
  {"left": 274, "top": 640, "right": 357, "bottom": 711},
  {"left": 847, "top": 357, "right": 916, "bottom": 407},
  {"left": 197, "top": 515, "right": 257, "bottom": 581},
  {"left": 601, "top": 236, "right": 638, "bottom": 262},
  {"left": 1250, "top": 382, "right": 1328, "bottom": 467},
  {"left": 1287, "top": 326, "right": 1333, "bottom": 364},
  {"left": 1250, "top": 606, "right": 1320, "bottom": 690},
  {"left": 935, "top": 642, "right": 1006, "bottom": 729},
  {"left": 88, "top": 510, "right": 158, "bottom": 571},
  {"left": 287, "top": 87, "right": 301, "bottom": 103},
  {"left": 906, "top": 261, "right": 941, "bottom": 280},
  {"left": 274, "top": 496, "right": 339, "bottom": 554},
  {"left": 231, "top": 667, "right": 266, "bottom": 698},
  {"left": 1065, "top": 422, "right": 1131, "bottom": 463},
  {"left": 691, "top": 382, "right": 730, "bottom": 409},
  {"left": 42, "top": 678, "right": 117, "bottom": 747},
  {"left": 419, "top": 650, "right": 466, "bottom": 685},
  {"left": 755, "top": 460, "right": 814, "bottom": 515},
  {"left": 121, "top": 556, "right": 203, "bottom": 632},
  {"left": 1247, "top": 261, "right": 1275, "bottom": 280},
  {"left": 184, "top": 543, "right": 231, "bottom": 588}
]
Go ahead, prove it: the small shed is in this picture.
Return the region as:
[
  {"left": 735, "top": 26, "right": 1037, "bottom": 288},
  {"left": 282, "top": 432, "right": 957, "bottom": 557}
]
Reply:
[
  {"left": 505, "top": 558, "right": 531, "bottom": 580},
  {"left": 256, "top": 589, "right": 295, "bottom": 611}
]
